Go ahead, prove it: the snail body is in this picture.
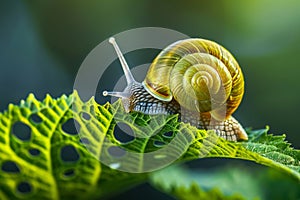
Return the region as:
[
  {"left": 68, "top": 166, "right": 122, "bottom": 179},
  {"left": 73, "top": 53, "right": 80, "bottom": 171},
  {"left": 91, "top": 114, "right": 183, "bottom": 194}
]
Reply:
[{"left": 103, "top": 37, "right": 248, "bottom": 141}]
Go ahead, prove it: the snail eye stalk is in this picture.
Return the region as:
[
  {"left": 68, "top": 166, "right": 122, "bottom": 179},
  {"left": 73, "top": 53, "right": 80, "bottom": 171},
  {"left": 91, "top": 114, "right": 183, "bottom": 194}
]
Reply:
[
  {"left": 102, "top": 37, "right": 137, "bottom": 99},
  {"left": 108, "top": 37, "right": 136, "bottom": 85},
  {"left": 102, "top": 91, "right": 130, "bottom": 99}
]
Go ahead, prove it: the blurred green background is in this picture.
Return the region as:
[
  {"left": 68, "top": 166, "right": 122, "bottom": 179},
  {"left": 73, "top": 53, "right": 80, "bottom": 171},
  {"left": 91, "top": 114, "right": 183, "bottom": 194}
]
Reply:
[{"left": 0, "top": 0, "right": 300, "bottom": 199}]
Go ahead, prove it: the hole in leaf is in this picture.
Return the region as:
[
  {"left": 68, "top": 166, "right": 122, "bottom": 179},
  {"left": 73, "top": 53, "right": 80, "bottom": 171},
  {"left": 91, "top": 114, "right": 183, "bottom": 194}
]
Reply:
[
  {"left": 162, "top": 131, "right": 173, "bottom": 138},
  {"left": 113, "top": 122, "right": 135, "bottom": 144},
  {"left": 60, "top": 145, "right": 80, "bottom": 162},
  {"left": 29, "top": 113, "right": 42, "bottom": 124},
  {"left": 81, "top": 112, "right": 91, "bottom": 121},
  {"left": 109, "top": 163, "right": 121, "bottom": 169},
  {"left": 12, "top": 122, "right": 31, "bottom": 141},
  {"left": 79, "top": 138, "right": 90, "bottom": 144},
  {"left": 107, "top": 146, "right": 126, "bottom": 158},
  {"left": 17, "top": 181, "right": 32, "bottom": 194},
  {"left": 1, "top": 161, "right": 20, "bottom": 173},
  {"left": 153, "top": 140, "right": 166, "bottom": 147},
  {"left": 62, "top": 118, "right": 80, "bottom": 135},
  {"left": 63, "top": 169, "right": 75, "bottom": 178},
  {"left": 29, "top": 148, "right": 40, "bottom": 156}
]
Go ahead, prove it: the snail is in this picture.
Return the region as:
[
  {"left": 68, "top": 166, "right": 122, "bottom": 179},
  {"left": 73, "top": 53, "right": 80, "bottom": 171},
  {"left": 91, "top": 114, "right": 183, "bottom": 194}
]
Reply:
[{"left": 103, "top": 37, "right": 248, "bottom": 141}]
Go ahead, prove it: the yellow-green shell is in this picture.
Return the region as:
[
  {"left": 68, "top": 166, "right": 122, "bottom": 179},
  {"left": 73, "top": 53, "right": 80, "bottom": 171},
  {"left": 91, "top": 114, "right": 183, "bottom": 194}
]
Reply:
[{"left": 142, "top": 38, "right": 244, "bottom": 120}]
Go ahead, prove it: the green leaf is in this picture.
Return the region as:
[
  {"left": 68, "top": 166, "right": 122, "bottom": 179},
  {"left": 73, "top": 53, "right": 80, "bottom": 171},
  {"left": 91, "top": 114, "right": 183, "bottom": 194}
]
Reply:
[
  {"left": 0, "top": 92, "right": 146, "bottom": 199},
  {"left": 149, "top": 164, "right": 300, "bottom": 200},
  {"left": 181, "top": 128, "right": 300, "bottom": 181},
  {"left": 244, "top": 128, "right": 300, "bottom": 171},
  {"left": 150, "top": 165, "right": 255, "bottom": 200},
  {"left": 0, "top": 91, "right": 299, "bottom": 199}
]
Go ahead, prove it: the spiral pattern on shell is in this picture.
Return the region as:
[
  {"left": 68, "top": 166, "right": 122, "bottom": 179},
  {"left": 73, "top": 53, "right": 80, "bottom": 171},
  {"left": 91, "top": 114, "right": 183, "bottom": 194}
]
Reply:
[{"left": 142, "top": 38, "right": 244, "bottom": 120}]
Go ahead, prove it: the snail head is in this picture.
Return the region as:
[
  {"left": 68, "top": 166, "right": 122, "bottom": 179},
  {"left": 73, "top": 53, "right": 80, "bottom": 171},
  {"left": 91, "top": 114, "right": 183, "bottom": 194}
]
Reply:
[{"left": 102, "top": 37, "right": 141, "bottom": 113}]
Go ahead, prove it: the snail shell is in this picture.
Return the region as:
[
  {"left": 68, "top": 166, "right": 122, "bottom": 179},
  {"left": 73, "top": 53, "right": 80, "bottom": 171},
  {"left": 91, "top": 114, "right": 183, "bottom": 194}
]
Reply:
[
  {"left": 103, "top": 37, "right": 247, "bottom": 141},
  {"left": 143, "top": 39, "right": 244, "bottom": 121}
]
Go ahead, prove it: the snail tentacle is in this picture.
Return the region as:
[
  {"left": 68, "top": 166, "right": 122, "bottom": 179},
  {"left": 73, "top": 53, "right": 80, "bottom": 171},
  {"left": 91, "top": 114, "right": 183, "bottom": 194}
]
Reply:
[{"left": 109, "top": 37, "right": 136, "bottom": 85}]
